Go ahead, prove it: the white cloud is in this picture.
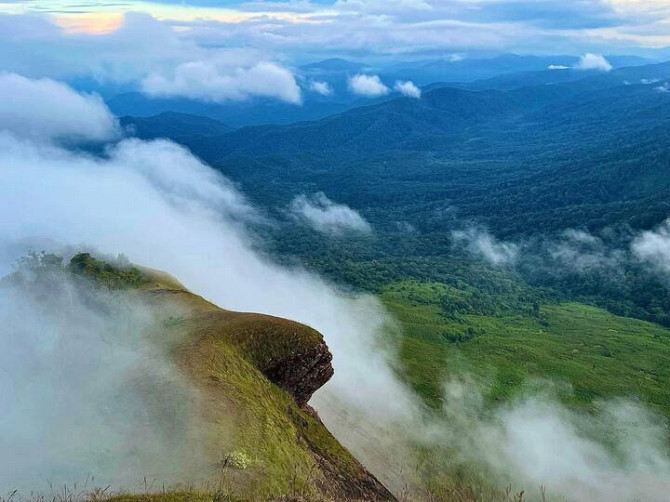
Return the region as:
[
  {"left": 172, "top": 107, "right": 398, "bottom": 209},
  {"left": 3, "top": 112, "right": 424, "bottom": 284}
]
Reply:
[
  {"left": 549, "top": 229, "right": 624, "bottom": 273},
  {"left": 466, "top": 389, "right": 670, "bottom": 502},
  {"left": 289, "top": 193, "right": 372, "bottom": 235},
  {"left": 0, "top": 73, "right": 118, "bottom": 142},
  {"left": 309, "top": 79, "right": 334, "bottom": 96},
  {"left": 2, "top": 3, "right": 670, "bottom": 72},
  {"left": 394, "top": 80, "right": 422, "bottom": 98},
  {"left": 334, "top": 0, "right": 434, "bottom": 13},
  {"left": 0, "top": 13, "right": 302, "bottom": 105},
  {"left": 574, "top": 53, "right": 613, "bottom": 72},
  {"left": 632, "top": 219, "right": 670, "bottom": 273},
  {"left": 655, "top": 82, "right": 670, "bottom": 93},
  {"left": 548, "top": 64, "right": 570, "bottom": 70},
  {"left": 141, "top": 60, "right": 302, "bottom": 104},
  {"left": 452, "top": 228, "right": 518, "bottom": 267},
  {"left": 348, "top": 74, "right": 390, "bottom": 97}
]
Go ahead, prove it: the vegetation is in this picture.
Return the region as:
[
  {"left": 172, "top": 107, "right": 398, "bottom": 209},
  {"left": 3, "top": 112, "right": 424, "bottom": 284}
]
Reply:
[
  {"left": 7, "top": 251, "right": 147, "bottom": 290},
  {"left": 3, "top": 253, "right": 389, "bottom": 501},
  {"left": 68, "top": 253, "right": 147, "bottom": 289},
  {"left": 381, "top": 280, "right": 670, "bottom": 416}
]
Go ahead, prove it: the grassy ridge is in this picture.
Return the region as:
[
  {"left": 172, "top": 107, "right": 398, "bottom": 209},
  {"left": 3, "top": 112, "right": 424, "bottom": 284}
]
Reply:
[
  {"left": 4, "top": 253, "right": 391, "bottom": 501},
  {"left": 381, "top": 280, "right": 670, "bottom": 417}
]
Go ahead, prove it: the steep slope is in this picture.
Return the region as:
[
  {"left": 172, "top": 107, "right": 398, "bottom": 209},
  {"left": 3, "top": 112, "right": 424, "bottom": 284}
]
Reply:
[{"left": 12, "top": 254, "right": 395, "bottom": 501}]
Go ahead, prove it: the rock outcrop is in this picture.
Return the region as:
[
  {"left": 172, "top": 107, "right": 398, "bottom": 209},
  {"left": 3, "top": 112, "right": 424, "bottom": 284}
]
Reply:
[
  {"left": 135, "top": 266, "right": 395, "bottom": 501},
  {"left": 263, "top": 340, "right": 334, "bottom": 407}
]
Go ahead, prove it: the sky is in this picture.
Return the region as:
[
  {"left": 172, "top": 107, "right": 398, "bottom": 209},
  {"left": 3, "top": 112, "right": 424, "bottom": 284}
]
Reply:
[
  {"left": 0, "top": 1, "right": 669, "bottom": 105},
  {"left": 2, "top": 0, "right": 670, "bottom": 58}
]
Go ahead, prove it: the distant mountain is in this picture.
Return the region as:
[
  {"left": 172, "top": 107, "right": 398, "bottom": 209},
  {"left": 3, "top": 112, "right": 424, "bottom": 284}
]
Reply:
[
  {"left": 120, "top": 112, "right": 234, "bottom": 140},
  {"left": 125, "top": 60, "right": 670, "bottom": 236},
  {"left": 380, "top": 54, "right": 651, "bottom": 86},
  {"left": 176, "top": 85, "right": 570, "bottom": 159},
  {"left": 460, "top": 60, "right": 670, "bottom": 92},
  {"left": 107, "top": 54, "right": 654, "bottom": 128},
  {"left": 108, "top": 92, "right": 356, "bottom": 127}
]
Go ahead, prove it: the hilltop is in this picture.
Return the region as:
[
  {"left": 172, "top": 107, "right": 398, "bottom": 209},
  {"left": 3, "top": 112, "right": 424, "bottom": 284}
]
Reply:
[{"left": 4, "top": 253, "right": 394, "bottom": 501}]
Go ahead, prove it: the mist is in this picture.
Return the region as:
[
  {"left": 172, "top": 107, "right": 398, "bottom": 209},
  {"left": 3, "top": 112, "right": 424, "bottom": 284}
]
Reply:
[
  {"left": 428, "top": 379, "right": 670, "bottom": 502},
  {"left": 0, "top": 265, "right": 205, "bottom": 492}
]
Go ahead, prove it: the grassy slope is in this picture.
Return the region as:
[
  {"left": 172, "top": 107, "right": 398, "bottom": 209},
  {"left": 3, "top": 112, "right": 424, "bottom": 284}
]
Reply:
[
  {"left": 381, "top": 280, "right": 670, "bottom": 417},
  {"left": 134, "top": 270, "right": 386, "bottom": 500},
  {"left": 21, "top": 254, "right": 392, "bottom": 501}
]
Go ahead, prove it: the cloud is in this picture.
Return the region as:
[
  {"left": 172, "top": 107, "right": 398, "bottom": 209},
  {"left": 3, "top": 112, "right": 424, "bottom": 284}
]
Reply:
[
  {"left": 548, "top": 64, "right": 570, "bottom": 70},
  {"left": 632, "top": 219, "right": 670, "bottom": 274},
  {"left": 0, "top": 73, "right": 118, "bottom": 142},
  {"left": 289, "top": 193, "right": 373, "bottom": 235},
  {"left": 309, "top": 79, "right": 334, "bottom": 96},
  {"left": 0, "top": 13, "right": 302, "bottom": 104},
  {"left": 452, "top": 227, "right": 518, "bottom": 266},
  {"left": 574, "top": 53, "right": 613, "bottom": 72},
  {"left": 141, "top": 60, "right": 302, "bottom": 104},
  {"left": 548, "top": 229, "right": 625, "bottom": 273},
  {"left": 394, "top": 80, "right": 422, "bottom": 98},
  {"left": 335, "top": 0, "right": 434, "bottom": 13},
  {"left": 655, "top": 82, "right": 670, "bottom": 93},
  {"left": 432, "top": 379, "right": 670, "bottom": 502},
  {"left": 348, "top": 74, "right": 390, "bottom": 97},
  {"left": 3, "top": 2, "right": 670, "bottom": 67},
  {"left": 0, "top": 266, "right": 205, "bottom": 491}
]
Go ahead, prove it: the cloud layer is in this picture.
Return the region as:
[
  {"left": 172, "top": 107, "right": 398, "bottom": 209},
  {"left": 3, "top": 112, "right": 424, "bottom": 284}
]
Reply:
[
  {"left": 2, "top": 1, "right": 670, "bottom": 68},
  {"left": 0, "top": 13, "right": 302, "bottom": 104},
  {"left": 633, "top": 220, "right": 670, "bottom": 274},
  {"left": 0, "top": 73, "right": 118, "bottom": 141},
  {"left": 141, "top": 60, "right": 302, "bottom": 104},
  {"left": 452, "top": 227, "right": 519, "bottom": 267},
  {"left": 289, "top": 192, "right": 373, "bottom": 235}
]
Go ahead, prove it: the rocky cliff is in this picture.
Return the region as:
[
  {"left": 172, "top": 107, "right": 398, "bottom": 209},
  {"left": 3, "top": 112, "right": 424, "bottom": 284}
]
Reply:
[{"left": 63, "top": 254, "right": 396, "bottom": 501}]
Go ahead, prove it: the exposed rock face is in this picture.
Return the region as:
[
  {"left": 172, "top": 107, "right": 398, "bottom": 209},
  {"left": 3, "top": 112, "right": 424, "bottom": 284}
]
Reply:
[{"left": 264, "top": 340, "right": 334, "bottom": 407}]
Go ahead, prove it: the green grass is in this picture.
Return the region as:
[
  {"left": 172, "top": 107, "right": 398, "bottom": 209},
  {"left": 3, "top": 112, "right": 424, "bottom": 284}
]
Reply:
[
  {"left": 4, "top": 253, "right": 377, "bottom": 501},
  {"left": 381, "top": 280, "right": 670, "bottom": 417}
]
